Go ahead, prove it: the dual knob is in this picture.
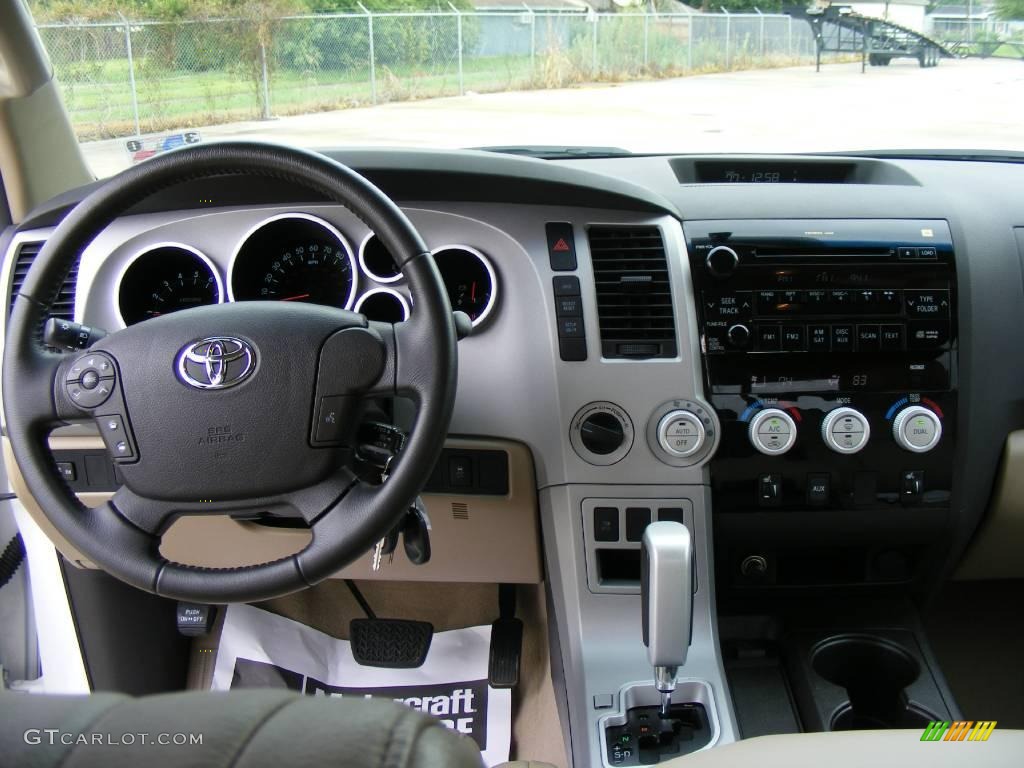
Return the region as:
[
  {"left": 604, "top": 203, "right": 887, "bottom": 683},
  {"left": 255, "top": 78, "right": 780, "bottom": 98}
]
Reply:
[{"left": 748, "top": 405, "right": 942, "bottom": 455}]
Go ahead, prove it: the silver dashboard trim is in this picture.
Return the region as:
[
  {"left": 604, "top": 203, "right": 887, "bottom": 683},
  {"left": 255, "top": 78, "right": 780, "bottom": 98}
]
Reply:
[
  {"left": 357, "top": 232, "right": 403, "bottom": 284},
  {"left": 113, "top": 241, "right": 225, "bottom": 327},
  {"left": 226, "top": 211, "right": 359, "bottom": 309},
  {"left": 353, "top": 286, "right": 411, "bottom": 322},
  {"left": 430, "top": 243, "right": 498, "bottom": 328}
]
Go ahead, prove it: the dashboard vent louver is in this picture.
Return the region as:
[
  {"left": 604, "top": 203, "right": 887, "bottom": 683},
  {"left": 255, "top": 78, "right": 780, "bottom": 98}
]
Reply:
[
  {"left": 7, "top": 239, "right": 79, "bottom": 347},
  {"left": 588, "top": 225, "right": 677, "bottom": 359}
]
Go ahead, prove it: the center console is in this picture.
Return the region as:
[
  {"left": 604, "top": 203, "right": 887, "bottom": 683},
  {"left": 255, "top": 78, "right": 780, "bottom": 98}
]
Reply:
[{"left": 685, "top": 219, "right": 957, "bottom": 591}]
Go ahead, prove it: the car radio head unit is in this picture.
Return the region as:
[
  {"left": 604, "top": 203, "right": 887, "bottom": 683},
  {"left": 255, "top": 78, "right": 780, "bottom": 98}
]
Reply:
[{"left": 685, "top": 219, "right": 958, "bottom": 578}]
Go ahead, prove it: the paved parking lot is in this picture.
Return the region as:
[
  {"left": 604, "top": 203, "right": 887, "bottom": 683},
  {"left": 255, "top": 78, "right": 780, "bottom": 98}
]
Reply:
[{"left": 83, "top": 58, "right": 1024, "bottom": 176}]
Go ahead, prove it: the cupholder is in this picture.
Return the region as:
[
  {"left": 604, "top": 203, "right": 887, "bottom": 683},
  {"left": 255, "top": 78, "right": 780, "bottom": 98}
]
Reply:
[{"left": 811, "top": 634, "right": 937, "bottom": 731}]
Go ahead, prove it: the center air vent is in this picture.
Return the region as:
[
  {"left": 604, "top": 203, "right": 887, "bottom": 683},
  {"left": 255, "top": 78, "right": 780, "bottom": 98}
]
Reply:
[
  {"left": 6, "top": 239, "right": 79, "bottom": 346},
  {"left": 589, "top": 225, "right": 677, "bottom": 359}
]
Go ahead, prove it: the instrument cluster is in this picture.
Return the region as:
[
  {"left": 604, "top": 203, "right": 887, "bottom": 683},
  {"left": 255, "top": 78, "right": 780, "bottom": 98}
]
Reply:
[{"left": 115, "top": 212, "right": 498, "bottom": 329}]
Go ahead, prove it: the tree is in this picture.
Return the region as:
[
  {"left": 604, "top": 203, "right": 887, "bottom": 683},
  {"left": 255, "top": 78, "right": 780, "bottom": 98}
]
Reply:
[{"left": 995, "top": 0, "right": 1024, "bottom": 20}]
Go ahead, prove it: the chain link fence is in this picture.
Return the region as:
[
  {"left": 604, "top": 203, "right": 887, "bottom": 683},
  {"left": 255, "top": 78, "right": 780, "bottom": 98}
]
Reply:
[{"left": 37, "top": 11, "right": 818, "bottom": 142}]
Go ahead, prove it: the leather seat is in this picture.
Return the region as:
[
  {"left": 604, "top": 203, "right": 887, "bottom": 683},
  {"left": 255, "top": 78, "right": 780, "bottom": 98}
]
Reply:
[{"left": 0, "top": 689, "right": 484, "bottom": 768}]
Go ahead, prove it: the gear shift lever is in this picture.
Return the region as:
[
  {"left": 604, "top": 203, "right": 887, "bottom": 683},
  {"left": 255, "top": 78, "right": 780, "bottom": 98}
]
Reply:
[{"left": 641, "top": 521, "right": 694, "bottom": 718}]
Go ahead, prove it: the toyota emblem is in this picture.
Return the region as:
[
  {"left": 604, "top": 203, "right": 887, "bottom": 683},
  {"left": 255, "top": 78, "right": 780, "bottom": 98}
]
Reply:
[{"left": 176, "top": 336, "right": 255, "bottom": 390}]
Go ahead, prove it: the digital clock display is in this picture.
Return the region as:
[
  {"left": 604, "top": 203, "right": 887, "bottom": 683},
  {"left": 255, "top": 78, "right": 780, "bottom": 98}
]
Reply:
[{"left": 693, "top": 160, "right": 856, "bottom": 184}]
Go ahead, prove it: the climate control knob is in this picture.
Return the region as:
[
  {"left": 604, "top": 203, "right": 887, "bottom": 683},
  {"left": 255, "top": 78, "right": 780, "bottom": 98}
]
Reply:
[
  {"left": 892, "top": 405, "right": 942, "bottom": 453},
  {"left": 656, "top": 410, "right": 706, "bottom": 458},
  {"left": 821, "top": 407, "right": 871, "bottom": 454},
  {"left": 748, "top": 408, "right": 797, "bottom": 455},
  {"left": 705, "top": 246, "right": 739, "bottom": 279}
]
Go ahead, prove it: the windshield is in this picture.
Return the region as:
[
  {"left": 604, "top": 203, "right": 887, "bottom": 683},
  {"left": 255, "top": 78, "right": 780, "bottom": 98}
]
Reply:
[{"left": 27, "top": 0, "right": 1024, "bottom": 177}]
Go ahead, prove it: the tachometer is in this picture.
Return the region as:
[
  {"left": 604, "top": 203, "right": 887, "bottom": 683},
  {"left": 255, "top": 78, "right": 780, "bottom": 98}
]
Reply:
[
  {"left": 230, "top": 214, "right": 357, "bottom": 309},
  {"left": 432, "top": 246, "right": 497, "bottom": 326},
  {"left": 117, "top": 244, "right": 221, "bottom": 326}
]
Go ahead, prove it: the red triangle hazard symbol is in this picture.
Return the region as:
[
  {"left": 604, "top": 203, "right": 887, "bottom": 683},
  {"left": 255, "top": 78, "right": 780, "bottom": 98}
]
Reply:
[{"left": 553, "top": 238, "right": 571, "bottom": 252}]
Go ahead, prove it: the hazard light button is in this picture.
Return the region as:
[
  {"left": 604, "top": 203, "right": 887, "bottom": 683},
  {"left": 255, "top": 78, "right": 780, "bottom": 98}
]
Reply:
[{"left": 545, "top": 222, "right": 577, "bottom": 271}]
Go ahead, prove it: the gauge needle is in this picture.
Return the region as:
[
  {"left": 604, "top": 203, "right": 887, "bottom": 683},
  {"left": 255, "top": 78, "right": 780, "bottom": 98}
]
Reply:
[
  {"left": 471, "top": 281, "right": 477, "bottom": 302},
  {"left": 280, "top": 293, "right": 310, "bottom": 302}
]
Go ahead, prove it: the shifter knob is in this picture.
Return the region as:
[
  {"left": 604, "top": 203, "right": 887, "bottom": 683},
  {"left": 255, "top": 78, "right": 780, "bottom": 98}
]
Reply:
[{"left": 641, "top": 521, "right": 694, "bottom": 716}]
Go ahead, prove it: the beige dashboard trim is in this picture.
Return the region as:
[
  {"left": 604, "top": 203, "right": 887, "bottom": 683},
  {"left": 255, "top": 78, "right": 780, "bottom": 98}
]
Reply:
[
  {"left": 5, "top": 434, "right": 543, "bottom": 584},
  {"left": 955, "top": 429, "right": 1024, "bottom": 580}
]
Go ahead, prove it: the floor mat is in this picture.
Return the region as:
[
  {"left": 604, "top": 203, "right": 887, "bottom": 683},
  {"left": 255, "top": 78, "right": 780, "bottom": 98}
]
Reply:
[
  {"left": 213, "top": 603, "right": 512, "bottom": 766},
  {"left": 189, "top": 581, "right": 568, "bottom": 767},
  {"left": 925, "top": 579, "right": 1024, "bottom": 728}
]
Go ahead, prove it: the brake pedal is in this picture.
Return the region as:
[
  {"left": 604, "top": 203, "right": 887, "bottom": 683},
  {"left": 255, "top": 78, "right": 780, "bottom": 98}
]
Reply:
[{"left": 350, "top": 618, "right": 433, "bottom": 668}]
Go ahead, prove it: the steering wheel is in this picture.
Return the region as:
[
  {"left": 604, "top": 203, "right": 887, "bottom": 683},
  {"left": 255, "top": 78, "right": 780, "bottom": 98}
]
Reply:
[{"left": 2, "top": 143, "right": 457, "bottom": 604}]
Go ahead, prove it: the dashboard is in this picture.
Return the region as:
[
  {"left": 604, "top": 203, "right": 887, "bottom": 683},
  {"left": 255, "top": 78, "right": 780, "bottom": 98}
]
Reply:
[{"left": 4, "top": 147, "right": 1024, "bottom": 768}]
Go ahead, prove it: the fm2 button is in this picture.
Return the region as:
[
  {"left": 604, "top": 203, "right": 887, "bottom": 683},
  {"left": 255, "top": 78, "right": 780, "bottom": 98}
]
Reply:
[{"left": 65, "top": 352, "right": 117, "bottom": 410}]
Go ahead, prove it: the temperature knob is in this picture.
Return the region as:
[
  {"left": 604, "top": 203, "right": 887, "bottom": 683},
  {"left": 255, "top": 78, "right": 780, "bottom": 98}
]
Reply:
[
  {"left": 892, "top": 405, "right": 942, "bottom": 453},
  {"left": 657, "top": 410, "right": 706, "bottom": 458},
  {"left": 821, "top": 407, "right": 871, "bottom": 454},
  {"left": 748, "top": 408, "right": 797, "bottom": 455},
  {"left": 705, "top": 246, "right": 739, "bottom": 279}
]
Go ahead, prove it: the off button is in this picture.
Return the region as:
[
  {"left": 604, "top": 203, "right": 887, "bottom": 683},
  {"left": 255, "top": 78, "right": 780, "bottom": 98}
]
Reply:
[{"left": 657, "top": 410, "right": 706, "bottom": 458}]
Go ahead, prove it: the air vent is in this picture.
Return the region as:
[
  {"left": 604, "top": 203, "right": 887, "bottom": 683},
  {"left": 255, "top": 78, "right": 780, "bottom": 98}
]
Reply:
[
  {"left": 589, "top": 225, "right": 677, "bottom": 359},
  {"left": 7, "top": 239, "right": 79, "bottom": 325}
]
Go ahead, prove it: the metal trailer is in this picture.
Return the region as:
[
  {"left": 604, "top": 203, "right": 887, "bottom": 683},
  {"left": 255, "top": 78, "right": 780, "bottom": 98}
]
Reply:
[{"left": 785, "top": 4, "right": 955, "bottom": 73}]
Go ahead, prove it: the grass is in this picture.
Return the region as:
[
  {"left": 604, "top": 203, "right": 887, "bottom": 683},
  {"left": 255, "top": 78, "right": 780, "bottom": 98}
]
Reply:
[{"left": 62, "top": 42, "right": 823, "bottom": 142}]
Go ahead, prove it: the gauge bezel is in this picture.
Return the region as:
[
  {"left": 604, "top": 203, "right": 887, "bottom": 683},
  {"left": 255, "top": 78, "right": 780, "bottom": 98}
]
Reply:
[
  {"left": 430, "top": 243, "right": 498, "bottom": 328},
  {"left": 354, "top": 286, "right": 411, "bottom": 322},
  {"left": 227, "top": 212, "right": 358, "bottom": 309},
  {"left": 358, "top": 232, "right": 403, "bottom": 284},
  {"left": 114, "top": 241, "right": 224, "bottom": 328}
]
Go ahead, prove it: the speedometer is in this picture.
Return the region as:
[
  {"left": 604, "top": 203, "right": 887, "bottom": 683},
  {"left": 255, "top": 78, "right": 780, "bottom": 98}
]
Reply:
[
  {"left": 230, "top": 213, "right": 357, "bottom": 309},
  {"left": 118, "top": 244, "right": 221, "bottom": 326}
]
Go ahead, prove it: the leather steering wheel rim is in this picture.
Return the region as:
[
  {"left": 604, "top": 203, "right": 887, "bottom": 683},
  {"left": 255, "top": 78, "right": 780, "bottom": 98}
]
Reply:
[{"left": 2, "top": 142, "right": 457, "bottom": 603}]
